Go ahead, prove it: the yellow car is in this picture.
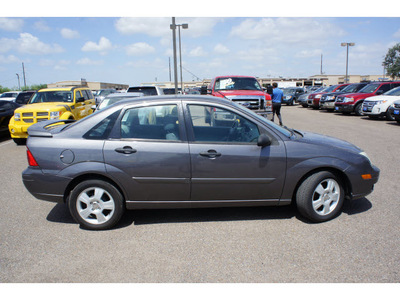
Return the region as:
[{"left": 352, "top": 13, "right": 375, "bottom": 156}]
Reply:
[{"left": 9, "top": 86, "right": 95, "bottom": 145}]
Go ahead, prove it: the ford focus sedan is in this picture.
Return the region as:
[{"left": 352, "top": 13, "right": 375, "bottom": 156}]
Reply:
[{"left": 22, "top": 95, "right": 380, "bottom": 230}]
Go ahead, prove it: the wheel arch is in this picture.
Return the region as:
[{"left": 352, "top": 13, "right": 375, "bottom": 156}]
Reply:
[
  {"left": 64, "top": 173, "right": 126, "bottom": 205},
  {"left": 291, "top": 167, "right": 352, "bottom": 204}
]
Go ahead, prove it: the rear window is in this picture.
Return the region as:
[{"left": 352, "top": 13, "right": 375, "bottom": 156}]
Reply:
[
  {"left": 127, "top": 87, "right": 158, "bottom": 95},
  {"left": 15, "top": 92, "right": 34, "bottom": 105}
]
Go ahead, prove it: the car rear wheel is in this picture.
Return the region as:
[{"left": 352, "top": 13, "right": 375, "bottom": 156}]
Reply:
[
  {"left": 296, "top": 171, "right": 344, "bottom": 222},
  {"left": 69, "top": 180, "right": 124, "bottom": 230}
]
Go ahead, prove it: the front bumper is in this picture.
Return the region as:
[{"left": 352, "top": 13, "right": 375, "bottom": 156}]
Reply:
[
  {"left": 350, "top": 165, "right": 380, "bottom": 200},
  {"left": 320, "top": 101, "right": 335, "bottom": 109},
  {"left": 335, "top": 103, "right": 355, "bottom": 113},
  {"left": 8, "top": 123, "right": 29, "bottom": 139}
]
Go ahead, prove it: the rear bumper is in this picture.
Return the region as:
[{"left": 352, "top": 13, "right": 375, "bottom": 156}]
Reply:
[{"left": 22, "top": 167, "right": 69, "bottom": 203}]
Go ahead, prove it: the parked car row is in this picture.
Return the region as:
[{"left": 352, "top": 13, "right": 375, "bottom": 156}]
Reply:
[{"left": 296, "top": 81, "right": 400, "bottom": 124}]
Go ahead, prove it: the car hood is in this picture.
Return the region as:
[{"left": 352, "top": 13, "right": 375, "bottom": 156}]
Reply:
[
  {"left": 0, "top": 97, "right": 16, "bottom": 101},
  {"left": 364, "top": 95, "right": 400, "bottom": 101},
  {"left": 297, "top": 131, "right": 362, "bottom": 153},
  {"left": 15, "top": 102, "right": 72, "bottom": 112},
  {"left": 217, "top": 90, "right": 265, "bottom": 97},
  {"left": 339, "top": 92, "right": 374, "bottom": 99}
]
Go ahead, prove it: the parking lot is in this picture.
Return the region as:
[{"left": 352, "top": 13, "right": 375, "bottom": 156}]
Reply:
[{"left": 0, "top": 104, "right": 399, "bottom": 283}]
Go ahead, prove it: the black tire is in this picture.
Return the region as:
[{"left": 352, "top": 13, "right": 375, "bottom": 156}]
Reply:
[
  {"left": 68, "top": 180, "right": 125, "bottom": 230},
  {"left": 386, "top": 109, "right": 395, "bottom": 121},
  {"left": 354, "top": 102, "right": 363, "bottom": 116},
  {"left": 296, "top": 171, "right": 344, "bottom": 222},
  {"left": 13, "top": 138, "right": 26, "bottom": 145}
]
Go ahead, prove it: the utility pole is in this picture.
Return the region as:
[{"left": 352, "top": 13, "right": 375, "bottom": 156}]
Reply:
[
  {"left": 22, "top": 62, "right": 27, "bottom": 90},
  {"left": 169, "top": 57, "right": 172, "bottom": 82}
]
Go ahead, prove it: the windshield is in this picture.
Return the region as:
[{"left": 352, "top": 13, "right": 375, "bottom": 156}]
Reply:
[
  {"left": 99, "top": 90, "right": 115, "bottom": 96},
  {"left": 359, "top": 83, "right": 380, "bottom": 94},
  {"left": 323, "top": 85, "right": 338, "bottom": 93},
  {"left": 0, "top": 92, "right": 18, "bottom": 98},
  {"left": 214, "top": 77, "right": 262, "bottom": 91},
  {"left": 384, "top": 86, "right": 400, "bottom": 96},
  {"left": 283, "top": 88, "right": 297, "bottom": 95},
  {"left": 29, "top": 91, "right": 73, "bottom": 103},
  {"left": 341, "top": 84, "right": 363, "bottom": 93},
  {"left": 98, "top": 96, "right": 139, "bottom": 110}
]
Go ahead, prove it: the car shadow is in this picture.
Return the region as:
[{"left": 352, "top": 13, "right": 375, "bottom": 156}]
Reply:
[
  {"left": 46, "top": 198, "right": 372, "bottom": 229},
  {"left": 342, "top": 197, "right": 372, "bottom": 216},
  {"left": 46, "top": 203, "right": 297, "bottom": 229}
]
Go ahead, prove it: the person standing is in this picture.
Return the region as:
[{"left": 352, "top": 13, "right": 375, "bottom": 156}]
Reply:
[{"left": 271, "top": 82, "right": 283, "bottom": 125}]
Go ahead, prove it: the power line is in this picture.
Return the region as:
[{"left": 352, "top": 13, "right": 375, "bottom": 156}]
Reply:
[{"left": 182, "top": 66, "right": 201, "bottom": 81}]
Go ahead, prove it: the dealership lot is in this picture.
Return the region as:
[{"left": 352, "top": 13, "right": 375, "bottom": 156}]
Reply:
[{"left": 0, "top": 104, "right": 399, "bottom": 283}]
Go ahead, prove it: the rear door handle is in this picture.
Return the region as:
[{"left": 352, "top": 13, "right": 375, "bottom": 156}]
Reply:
[
  {"left": 199, "top": 150, "right": 221, "bottom": 158},
  {"left": 115, "top": 146, "right": 137, "bottom": 154}
]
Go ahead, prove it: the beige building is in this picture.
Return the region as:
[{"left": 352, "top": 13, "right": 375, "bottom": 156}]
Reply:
[
  {"left": 47, "top": 74, "right": 390, "bottom": 93},
  {"left": 47, "top": 79, "right": 128, "bottom": 91}
]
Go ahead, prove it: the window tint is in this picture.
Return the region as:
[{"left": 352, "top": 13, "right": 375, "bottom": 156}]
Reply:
[
  {"left": 83, "top": 110, "right": 121, "bottom": 140},
  {"left": 75, "top": 90, "right": 82, "bottom": 101},
  {"left": 188, "top": 105, "right": 260, "bottom": 143},
  {"left": 120, "top": 104, "right": 180, "bottom": 140},
  {"left": 82, "top": 90, "right": 90, "bottom": 100},
  {"left": 378, "top": 84, "right": 392, "bottom": 93}
]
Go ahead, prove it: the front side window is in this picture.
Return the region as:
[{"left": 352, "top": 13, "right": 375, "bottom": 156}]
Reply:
[
  {"left": 120, "top": 104, "right": 180, "bottom": 140},
  {"left": 359, "top": 83, "right": 380, "bottom": 94},
  {"left": 187, "top": 105, "right": 260, "bottom": 143}
]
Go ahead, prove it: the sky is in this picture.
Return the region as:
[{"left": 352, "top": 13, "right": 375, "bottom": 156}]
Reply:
[{"left": 1, "top": 1, "right": 400, "bottom": 89}]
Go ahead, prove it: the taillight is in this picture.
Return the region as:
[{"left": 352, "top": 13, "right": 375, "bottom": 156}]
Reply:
[{"left": 26, "top": 148, "right": 39, "bottom": 167}]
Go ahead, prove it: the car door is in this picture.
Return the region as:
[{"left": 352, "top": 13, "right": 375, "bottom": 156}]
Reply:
[
  {"left": 103, "top": 102, "right": 191, "bottom": 201},
  {"left": 184, "top": 103, "right": 287, "bottom": 202}
]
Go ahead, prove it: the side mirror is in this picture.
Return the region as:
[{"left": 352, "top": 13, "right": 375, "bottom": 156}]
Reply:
[
  {"left": 257, "top": 134, "right": 271, "bottom": 147},
  {"left": 375, "top": 90, "right": 383, "bottom": 95},
  {"left": 200, "top": 86, "right": 208, "bottom": 95},
  {"left": 77, "top": 97, "right": 85, "bottom": 102}
]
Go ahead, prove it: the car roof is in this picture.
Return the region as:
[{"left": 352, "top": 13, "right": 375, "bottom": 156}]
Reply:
[
  {"left": 111, "top": 94, "right": 233, "bottom": 108},
  {"left": 38, "top": 86, "right": 89, "bottom": 92}
]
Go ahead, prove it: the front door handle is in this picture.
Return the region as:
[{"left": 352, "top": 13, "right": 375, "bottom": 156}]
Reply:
[
  {"left": 115, "top": 146, "right": 137, "bottom": 154},
  {"left": 199, "top": 150, "right": 221, "bottom": 158}
]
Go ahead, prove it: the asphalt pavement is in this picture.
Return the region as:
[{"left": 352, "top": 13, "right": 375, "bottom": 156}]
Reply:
[{"left": 0, "top": 104, "right": 399, "bottom": 284}]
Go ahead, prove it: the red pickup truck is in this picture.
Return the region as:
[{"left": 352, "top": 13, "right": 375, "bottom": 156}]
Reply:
[{"left": 201, "top": 75, "right": 272, "bottom": 113}]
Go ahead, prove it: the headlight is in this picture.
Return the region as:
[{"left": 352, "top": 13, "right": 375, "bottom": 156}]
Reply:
[
  {"left": 343, "top": 97, "right": 354, "bottom": 103},
  {"left": 360, "top": 151, "right": 372, "bottom": 165},
  {"left": 376, "top": 100, "right": 387, "bottom": 104},
  {"left": 14, "top": 112, "right": 21, "bottom": 121},
  {"left": 326, "top": 96, "right": 335, "bottom": 100},
  {"left": 315, "top": 94, "right": 322, "bottom": 99},
  {"left": 50, "top": 111, "right": 62, "bottom": 119}
]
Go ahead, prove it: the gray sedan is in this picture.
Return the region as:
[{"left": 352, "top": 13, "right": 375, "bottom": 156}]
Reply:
[{"left": 22, "top": 95, "right": 379, "bottom": 230}]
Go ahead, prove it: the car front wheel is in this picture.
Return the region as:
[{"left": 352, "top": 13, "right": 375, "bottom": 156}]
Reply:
[
  {"left": 69, "top": 180, "right": 125, "bottom": 230},
  {"left": 296, "top": 171, "right": 344, "bottom": 222}
]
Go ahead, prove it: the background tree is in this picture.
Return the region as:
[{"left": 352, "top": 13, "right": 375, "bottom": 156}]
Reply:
[{"left": 383, "top": 43, "right": 400, "bottom": 79}]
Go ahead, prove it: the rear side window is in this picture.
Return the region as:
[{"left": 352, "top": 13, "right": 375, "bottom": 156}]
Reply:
[
  {"left": 378, "top": 84, "right": 392, "bottom": 94},
  {"left": 120, "top": 104, "right": 180, "bottom": 140},
  {"left": 83, "top": 110, "right": 121, "bottom": 140}
]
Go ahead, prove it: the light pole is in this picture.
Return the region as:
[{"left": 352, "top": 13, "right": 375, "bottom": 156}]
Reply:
[
  {"left": 177, "top": 23, "right": 188, "bottom": 93},
  {"left": 170, "top": 18, "right": 179, "bottom": 94},
  {"left": 16, "top": 73, "right": 21, "bottom": 90},
  {"left": 341, "top": 42, "right": 355, "bottom": 83}
]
